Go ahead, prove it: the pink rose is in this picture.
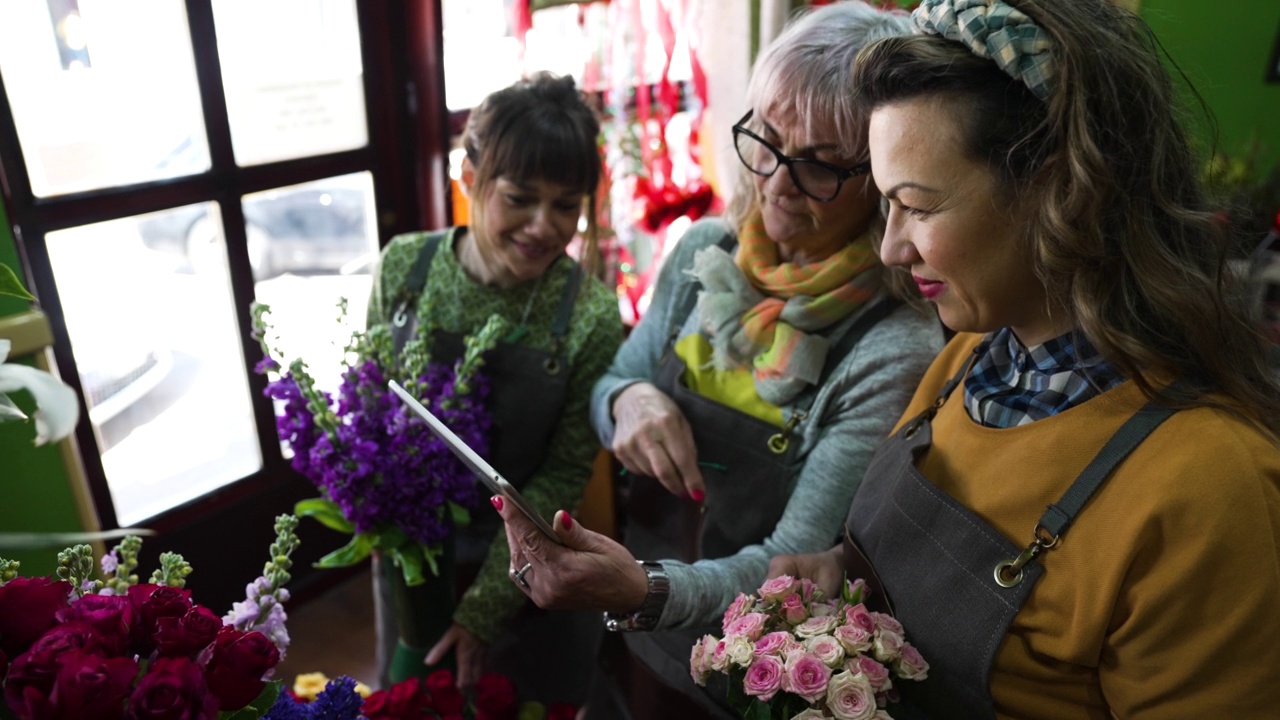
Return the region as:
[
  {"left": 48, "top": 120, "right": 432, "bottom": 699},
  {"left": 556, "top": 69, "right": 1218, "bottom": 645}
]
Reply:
[
  {"left": 855, "top": 655, "right": 892, "bottom": 691},
  {"left": 689, "top": 635, "right": 717, "bottom": 686},
  {"left": 154, "top": 606, "right": 222, "bottom": 659},
  {"left": 810, "top": 600, "right": 839, "bottom": 618},
  {"left": 0, "top": 577, "right": 72, "bottom": 659},
  {"left": 709, "top": 639, "right": 731, "bottom": 672},
  {"left": 799, "top": 578, "right": 821, "bottom": 603},
  {"left": 805, "top": 635, "right": 845, "bottom": 668},
  {"left": 834, "top": 624, "right": 873, "bottom": 654},
  {"left": 721, "top": 593, "right": 752, "bottom": 632},
  {"left": 758, "top": 575, "right": 797, "bottom": 603},
  {"left": 845, "top": 604, "right": 875, "bottom": 635},
  {"left": 869, "top": 612, "right": 903, "bottom": 636},
  {"left": 872, "top": 630, "right": 904, "bottom": 664},
  {"left": 795, "top": 615, "right": 838, "bottom": 639},
  {"left": 783, "top": 651, "right": 832, "bottom": 704},
  {"left": 754, "top": 631, "right": 791, "bottom": 657},
  {"left": 55, "top": 593, "right": 135, "bottom": 657},
  {"left": 781, "top": 594, "right": 808, "bottom": 625},
  {"left": 724, "top": 613, "right": 768, "bottom": 642},
  {"left": 894, "top": 644, "right": 929, "bottom": 681},
  {"left": 202, "top": 627, "right": 280, "bottom": 711},
  {"left": 825, "top": 669, "right": 878, "bottom": 720},
  {"left": 128, "top": 656, "right": 219, "bottom": 720},
  {"left": 844, "top": 578, "right": 868, "bottom": 604},
  {"left": 742, "top": 655, "right": 784, "bottom": 703}
]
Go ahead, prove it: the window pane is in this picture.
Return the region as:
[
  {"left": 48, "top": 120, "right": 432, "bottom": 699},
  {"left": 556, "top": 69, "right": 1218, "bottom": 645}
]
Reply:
[
  {"left": 248, "top": 172, "right": 379, "bottom": 399},
  {"left": 0, "top": 0, "right": 210, "bottom": 197},
  {"left": 212, "top": 0, "right": 367, "bottom": 167},
  {"left": 48, "top": 209, "right": 262, "bottom": 526}
]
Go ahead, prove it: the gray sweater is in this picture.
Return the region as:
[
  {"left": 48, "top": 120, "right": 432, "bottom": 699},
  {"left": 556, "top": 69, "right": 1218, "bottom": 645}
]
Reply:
[{"left": 590, "top": 218, "right": 945, "bottom": 629}]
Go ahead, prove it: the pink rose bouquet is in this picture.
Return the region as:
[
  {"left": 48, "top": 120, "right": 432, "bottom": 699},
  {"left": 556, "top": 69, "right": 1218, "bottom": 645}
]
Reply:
[
  {"left": 691, "top": 575, "right": 929, "bottom": 719},
  {"left": 0, "top": 515, "right": 300, "bottom": 720}
]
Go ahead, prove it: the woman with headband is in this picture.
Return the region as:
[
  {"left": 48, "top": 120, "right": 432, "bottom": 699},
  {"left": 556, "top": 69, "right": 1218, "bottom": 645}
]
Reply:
[{"left": 765, "top": 0, "right": 1280, "bottom": 716}]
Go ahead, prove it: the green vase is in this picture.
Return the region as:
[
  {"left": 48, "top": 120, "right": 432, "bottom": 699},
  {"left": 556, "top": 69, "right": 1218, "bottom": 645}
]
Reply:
[{"left": 382, "top": 538, "right": 457, "bottom": 684}]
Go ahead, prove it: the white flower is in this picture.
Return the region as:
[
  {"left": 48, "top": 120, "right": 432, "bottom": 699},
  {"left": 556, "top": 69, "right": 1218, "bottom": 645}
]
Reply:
[{"left": 0, "top": 339, "right": 79, "bottom": 446}]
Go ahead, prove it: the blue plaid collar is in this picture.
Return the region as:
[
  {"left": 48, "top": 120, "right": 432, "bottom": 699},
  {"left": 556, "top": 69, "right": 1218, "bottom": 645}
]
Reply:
[{"left": 964, "top": 327, "right": 1126, "bottom": 428}]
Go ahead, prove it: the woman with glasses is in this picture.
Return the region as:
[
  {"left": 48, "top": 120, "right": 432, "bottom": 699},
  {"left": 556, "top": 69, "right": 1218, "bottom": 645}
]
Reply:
[{"left": 493, "top": 3, "right": 942, "bottom": 717}]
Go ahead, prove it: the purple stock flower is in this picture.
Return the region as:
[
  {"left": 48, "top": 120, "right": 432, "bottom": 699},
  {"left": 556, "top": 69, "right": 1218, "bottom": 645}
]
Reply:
[{"left": 255, "top": 349, "right": 492, "bottom": 548}]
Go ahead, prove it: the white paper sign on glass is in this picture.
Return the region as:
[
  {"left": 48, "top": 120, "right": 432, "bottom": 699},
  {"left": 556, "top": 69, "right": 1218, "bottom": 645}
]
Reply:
[{"left": 388, "top": 379, "right": 562, "bottom": 545}]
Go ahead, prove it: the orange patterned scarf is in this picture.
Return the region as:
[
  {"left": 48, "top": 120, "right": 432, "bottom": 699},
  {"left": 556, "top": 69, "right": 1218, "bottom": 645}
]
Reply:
[{"left": 694, "top": 211, "right": 881, "bottom": 404}]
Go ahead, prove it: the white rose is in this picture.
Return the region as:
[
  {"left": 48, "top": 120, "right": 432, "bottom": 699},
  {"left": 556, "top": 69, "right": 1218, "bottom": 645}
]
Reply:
[{"left": 826, "top": 670, "right": 878, "bottom": 720}]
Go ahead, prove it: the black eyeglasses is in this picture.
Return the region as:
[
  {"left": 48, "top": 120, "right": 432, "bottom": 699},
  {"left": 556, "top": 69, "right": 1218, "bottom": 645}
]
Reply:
[{"left": 731, "top": 110, "right": 871, "bottom": 202}]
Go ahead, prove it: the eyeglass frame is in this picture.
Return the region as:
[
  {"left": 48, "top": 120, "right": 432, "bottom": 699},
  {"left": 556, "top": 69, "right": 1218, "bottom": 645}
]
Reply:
[{"left": 731, "top": 110, "right": 872, "bottom": 202}]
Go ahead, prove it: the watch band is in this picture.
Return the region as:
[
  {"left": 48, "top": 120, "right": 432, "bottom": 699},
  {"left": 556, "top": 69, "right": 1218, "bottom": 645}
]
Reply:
[{"left": 603, "top": 560, "right": 670, "bottom": 632}]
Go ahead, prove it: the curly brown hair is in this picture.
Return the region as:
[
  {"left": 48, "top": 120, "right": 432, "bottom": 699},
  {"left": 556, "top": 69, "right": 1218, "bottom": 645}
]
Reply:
[{"left": 852, "top": 0, "right": 1280, "bottom": 433}]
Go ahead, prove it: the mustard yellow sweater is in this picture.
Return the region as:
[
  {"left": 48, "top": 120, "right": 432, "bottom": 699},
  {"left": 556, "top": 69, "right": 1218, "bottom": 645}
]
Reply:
[{"left": 898, "top": 334, "right": 1280, "bottom": 719}]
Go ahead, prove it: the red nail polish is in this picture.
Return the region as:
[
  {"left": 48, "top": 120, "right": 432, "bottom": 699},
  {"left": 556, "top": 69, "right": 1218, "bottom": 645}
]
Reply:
[
  {"left": 691, "top": 489, "right": 705, "bottom": 503},
  {"left": 491, "top": 496, "right": 504, "bottom": 511},
  {"left": 560, "top": 512, "right": 574, "bottom": 530}
]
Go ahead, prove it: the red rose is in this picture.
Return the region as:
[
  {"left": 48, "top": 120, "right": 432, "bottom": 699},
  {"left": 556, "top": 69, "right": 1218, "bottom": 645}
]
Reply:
[
  {"left": 45, "top": 648, "right": 138, "bottom": 720},
  {"left": 26, "top": 622, "right": 106, "bottom": 659},
  {"left": 361, "top": 676, "right": 430, "bottom": 720},
  {"left": 154, "top": 606, "right": 221, "bottom": 659},
  {"left": 3, "top": 648, "right": 61, "bottom": 717},
  {"left": 474, "top": 673, "right": 517, "bottom": 720},
  {"left": 55, "top": 593, "right": 135, "bottom": 657},
  {"left": 424, "top": 669, "right": 464, "bottom": 714},
  {"left": 0, "top": 577, "right": 72, "bottom": 658},
  {"left": 127, "top": 584, "right": 192, "bottom": 655},
  {"left": 546, "top": 702, "right": 577, "bottom": 720},
  {"left": 128, "top": 657, "right": 218, "bottom": 720},
  {"left": 201, "top": 627, "right": 279, "bottom": 712}
]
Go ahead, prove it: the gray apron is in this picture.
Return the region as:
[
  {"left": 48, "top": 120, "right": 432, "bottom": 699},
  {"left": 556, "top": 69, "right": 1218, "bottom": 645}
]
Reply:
[
  {"left": 844, "top": 356, "right": 1176, "bottom": 718},
  {"left": 374, "top": 231, "right": 599, "bottom": 705},
  {"left": 616, "top": 296, "right": 900, "bottom": 719}
]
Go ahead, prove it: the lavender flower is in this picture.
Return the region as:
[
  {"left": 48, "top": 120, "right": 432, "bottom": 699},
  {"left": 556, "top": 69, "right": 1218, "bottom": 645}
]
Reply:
[{"left": 226, "top": 514, "right": 300, "bottom": 658}]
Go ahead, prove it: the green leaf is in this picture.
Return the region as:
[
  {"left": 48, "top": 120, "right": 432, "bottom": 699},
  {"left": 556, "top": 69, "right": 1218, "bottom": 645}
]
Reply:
[
  {"left": 217, "top": 680, "right": 282, "bottom": 719},
  {"left": 373, "top": 525, "right": 408, "bottom": 552},
  {"left": 744, "top": 699, "right": 773, "bottom": 720},
  {"left": 0, "top": 264, "right": 33, "bottom": 301},
  {"left": 447, "top": 501, "right": 471, "bottom": 527},
  {"left": 391, "top": 544, "right": 426, "bottom": 586},
  {"left": 420, "top": 542, "right": 442, "bottom": 577},
  {"left": 314, "top": 533, "right": 373, "bottom": 568},
  {"left": 294, "top": 497, "right": 355, "bottom": 534}
]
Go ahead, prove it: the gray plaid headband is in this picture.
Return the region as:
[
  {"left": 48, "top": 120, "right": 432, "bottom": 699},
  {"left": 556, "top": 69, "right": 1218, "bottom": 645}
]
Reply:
[{"left": 912, "top": 0, "right": 1053, "bottom": 100}]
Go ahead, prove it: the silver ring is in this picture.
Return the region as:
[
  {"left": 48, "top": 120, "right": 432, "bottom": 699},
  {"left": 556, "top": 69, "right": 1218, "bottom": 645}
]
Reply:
[{"left": 510, "top": 561, "right": 533, "bottom": 589}]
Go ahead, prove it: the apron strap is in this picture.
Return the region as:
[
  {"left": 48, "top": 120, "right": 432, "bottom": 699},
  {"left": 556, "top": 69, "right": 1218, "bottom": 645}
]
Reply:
[
  {"left": 542, "top": 259, "right": 582, "bottom": 376},
  {"left": 1038, "top": 400, "right": 1176, "bottom": 538},
  {"left": 995, "top": 396, "right": 1178, "bottom": 588}
]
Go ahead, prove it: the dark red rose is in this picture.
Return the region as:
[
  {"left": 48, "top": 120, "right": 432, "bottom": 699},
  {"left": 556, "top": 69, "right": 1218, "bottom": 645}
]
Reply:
[
  {"left": 27, "top": 621, "right": 106, "bottom": 658},
  {"left": 474, "top": 672, "right": 517, "bottom": 720},
  {"left": 3, "top": 648, "right": 62, "bottom": 716},
  {"left": 201, "top": 627, "right": 279, "bottom": 711},
  {"left": 361, "top": 677, "right": 430, "bottom": 720},
  {"left": 55, "top": 593, "right": 135, "bottom": 657},
  {"left": 424, "top": 669, "right": 464, "bottom": 714},
  {"left": 127, "top": 584, "right": 192, "bottom": 655},
  {"left": 546, "top": 702, "right": 577, "bottom": 720},
  {"left": 0, "top": 577, "right": 72, "bottom": 658},
  {"left": 45, "top": 648, "right": 138, "bottom": 720},
  {"left": 127, "top": 656, "right": 218, "bottom": 720},
  {"left": 154, "top": 606, "right": 221, "bottom": 659}
]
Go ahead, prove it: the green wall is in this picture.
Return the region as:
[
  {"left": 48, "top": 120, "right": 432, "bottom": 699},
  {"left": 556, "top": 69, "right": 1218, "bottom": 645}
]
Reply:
[
  {"left": 0, "top": 202, "right": 85, "bottom": 577},
  {"left": 1142, "top": 0, "right": 1280, "bottom": 169}
]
